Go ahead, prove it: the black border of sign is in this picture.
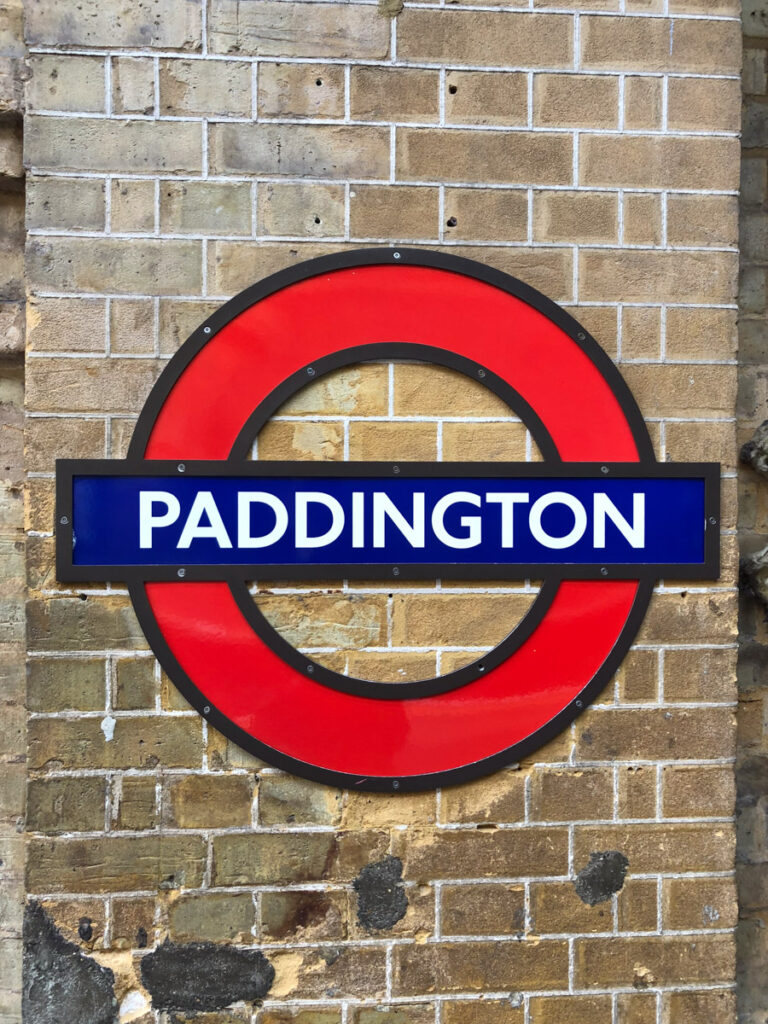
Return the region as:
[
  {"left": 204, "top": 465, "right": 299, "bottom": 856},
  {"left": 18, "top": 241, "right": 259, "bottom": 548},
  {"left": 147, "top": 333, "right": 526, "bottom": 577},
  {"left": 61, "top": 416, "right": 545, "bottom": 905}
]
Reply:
[
  {"left": 56, "top": 459, "right": 721, "bottom": 583},
  {"left": 52, "top": 247, "right": 723, "bottom": 789}
]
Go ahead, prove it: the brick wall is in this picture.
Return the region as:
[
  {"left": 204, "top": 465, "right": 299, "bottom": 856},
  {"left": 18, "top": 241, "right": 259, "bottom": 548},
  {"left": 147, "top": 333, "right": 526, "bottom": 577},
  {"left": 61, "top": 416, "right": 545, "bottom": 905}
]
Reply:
[{"left": 20, "top": 1, "right": 742, "bottom": 1022}]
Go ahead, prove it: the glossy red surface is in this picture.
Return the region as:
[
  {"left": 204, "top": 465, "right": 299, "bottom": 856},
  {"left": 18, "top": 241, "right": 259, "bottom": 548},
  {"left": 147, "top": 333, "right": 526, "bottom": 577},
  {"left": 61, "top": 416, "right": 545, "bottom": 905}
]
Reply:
[{"left": 141, "top": 264, "right": 642, "bottom": 779}]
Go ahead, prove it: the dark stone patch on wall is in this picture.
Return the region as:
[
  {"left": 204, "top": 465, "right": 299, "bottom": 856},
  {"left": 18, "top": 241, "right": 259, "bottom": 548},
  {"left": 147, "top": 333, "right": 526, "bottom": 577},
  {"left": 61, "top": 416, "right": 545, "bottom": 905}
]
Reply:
[
  {"left": 22, "top": 901, "right": 117, "bottom": 1024},
  {"left": 573, "top": 851, "right": 629, "bottom": 906},
  {"left": 140, "top": 939, "right": 274, "bottom": 1012},
  {"left": 353, "top": 855, "right": 408, "bottom": 931}
]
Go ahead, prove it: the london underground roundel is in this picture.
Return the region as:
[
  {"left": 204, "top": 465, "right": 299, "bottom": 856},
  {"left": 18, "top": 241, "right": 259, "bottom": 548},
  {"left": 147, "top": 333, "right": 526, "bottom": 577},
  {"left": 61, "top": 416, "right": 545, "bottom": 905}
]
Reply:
[{"left": 56, "top": 249, "right": 720, "bottom": 791}]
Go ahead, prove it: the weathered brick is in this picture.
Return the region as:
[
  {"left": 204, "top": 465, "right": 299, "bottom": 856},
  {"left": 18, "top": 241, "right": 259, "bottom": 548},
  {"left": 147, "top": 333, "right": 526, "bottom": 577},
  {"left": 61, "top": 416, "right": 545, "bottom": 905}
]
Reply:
[
  {"left": 350, "top": 1009, "right": 434, "bottom": 1024},
  {"left": 621, "top": 364, "right": 736, "bottom": 418},
  {"left": 27, "top": 595, "right": 148, "bottom": 653},
  {"left": 111, "top": 896, "right": 154, "bottom": 949},
  {"left": 667, "top": 77, "right": 741, "bottom": 132},
  {"left": 28, "top": 715, "right": 203, "bottom": 771},
  {"left": 343, "top": 790, "right": 436, "bottom": 828},
  {"left": 27, "top": 54, "right": 105, "bottom": 113},
  {"left": 258, "top": 62, "right": 343, "bottom": 119},
  {"left": 440, "top": 769, "right": 525, "bottom": 824},
  {"left": 160, "top": 180, "right": 251, "bottom": 236},
  {"left": 617, "top": 993, "right": 657, "bottom": 1024},
  {"left": 210, "top": 123, "right": 389, "bottom": 178},
  {"left": 442, "top": 1001, "right": 524, "bottom": 1024},
  {"left": 27, "top": 238, "right": 201, "bottom": 295},
  {"left": 348, "top": 421, "right": 436, "bottom": 461},
  {"left": 667, "top": 194, "right": 738, "bottom": 248},
  {"left": 397, "top": 128, "right": 572, "bottom": 186},
  {"left": 575, "top": 706, "right": 735, "bottom": 761},
  {"left": 26, "top": 0, "right": 202, "bottom": 48},
  {"left": 113, "top": 657, "right": 155, "bottom": 711},
  {"left": 534, "top": 191, "right": 617, "bottom": 244},
  {"left": 212, "top": 830, "right": 389, "bottom": 886},
  {"left": 638, "top": 591, "right": 737, "bottom": 645},
  {"left": 442, "top": 883, "right": 525, "bottom": 936},
  {"left": 25, "top": 116, "right": 202, "bottom": 173},
  {"left": 350, "top": 67, "right": 439, "bottom": 123},
  {"left": 663, "top": 876, "right": 737, "bottom": 930},
  {"left": 393, "top": 939, "right": 569, "bottom": 995},
  {"left": 27, "top": 658, "right": 106, "bottom": 713},
  {"left": 617, "top": 878, "right": 658, "bottom": 932},
  {"left": 529, "top": 996, "right": 612, "bottom": 1024},
  {"left": 661, "top": 764, "right": 735, "bottom": 818},
  {"left": 444, "top": 188, "right": 528, "bottom": 243},
  {"left": 259, "top": 775, "right": 342, "bottom": 827},
  {"left": 624, "top": 76, "right": 662, "bottom": 131},
  {"left": 160, "top": 57, "right": 250, "bottom": 116},
  {"left": 394, "top": 363, "right": 510, "bottom": 417},
  {"left": 278, "top": 364, "right": 388, "bottom": 417},
  {"left": 344, "top": 651, "right": 438, "bottom": 685},
  {"left": 665, "top": 420, "right": 737, "bottom": 471},
  {"left": 110, "top": 178, "right": 155, "bottom": 233},
  {"left": 661, "top": 989, "right": 736, "bottom": 1024},
  {"left": 392, "top": 593, "right": 534, "bottom": 647},
  {"left": 169, "top": 892, "right": 255, "bottom": 943},
  {"left": 112, "top": 56, "right": 154, "bottom": 115},
  {"left": 575, "top": 934, "right": 735, "bottom": 988},
  {"left": 580, "top": 135, "right": 738, "bottom": 191},
  {"left": 531, "top": 767, "right": 613, "bottom": 822},
  {"left": 579, "top": 249, "right": 737, "bottom": 304},
  {"left": 27, "top": 835, "right": 206, "bottom": 893},
  {"left": 270, "top": 945, "right": 387, "bottom": 999},
  {"left": 27, "top": 298, "right": 106, "bottom": 356},
  {"left": 162, "top": 774, "right": 253, "bottom": 828},
  {"left": 26, "top": 777, "right": 106, "bottom": 834},
  {"left": 257, "top": 1011, "right": 341, "bottom": 1024},
  {"left": 531, "top": 881, "right": 613, "bottom": 935},
  {"left": 442, "top": 422, "right": 530, "bottom": 462},
  {"left": 261, "top": 889, "right": 347, "bottom": 943},
  {"left": 398, "top": 10, "right": 573, "bottom": 67},
  {"left": 534, "top": 73, "right": 618, "bottom": 128},
  {"left": 393, "top": 827, "right": 568, "bottom": 881},
  {"left": 446, "top": 71, "right": 527, "bottom": 126},
  {"left": 350, "top": 185, "right": 438, "bottom": 241},
  {"left": 209, "top": 1, "right": 389, "bottom": 59},
  {"left": 27, "top": 357, "right": 164, "bottom": 413},
  {"left": 663, "top": 648, "right": 737, "bottom": 703},
  {"left": 621, "top": 306, "right": 661, "bottom": 361},
  {"left": 618, "top": 765, "right": 657, "bottom": 819},
  {"left": 623, "top": 192, "right": 662, "bottom": 246},
  {"left": 581, "top": 15, "right": 741, "bottom": 73},
  {"left": 110, "top": 299, "right": 155, "bottom": 356},
  {"left": 258, "top": 182, "right": 344, "bottom": 238},
  {"left": 40, "top": 897, "right": 106, "bottom": 950},
  {"left": 113, "top": 777, "right": 157, "bottom": 831},
  {"left": 27, "top": 177, "right": 105, "bottom": 233},
  {"left": 257, "top": 592, "right": 386, "bottom": 649},
  {"left": 572, "top": 823, "right": 735, "bottom": 873}
]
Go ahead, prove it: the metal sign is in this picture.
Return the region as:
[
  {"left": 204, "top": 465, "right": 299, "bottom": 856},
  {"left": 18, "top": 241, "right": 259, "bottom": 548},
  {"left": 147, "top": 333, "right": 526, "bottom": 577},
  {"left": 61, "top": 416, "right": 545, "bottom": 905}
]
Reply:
[{"left": 55, "top": 249, "right": 719, "bottom": 790}]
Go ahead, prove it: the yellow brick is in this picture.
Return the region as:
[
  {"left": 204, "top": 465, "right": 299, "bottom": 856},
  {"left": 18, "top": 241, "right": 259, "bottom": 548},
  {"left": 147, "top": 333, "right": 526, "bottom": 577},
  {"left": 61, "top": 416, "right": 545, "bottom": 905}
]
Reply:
[
  {"left": 664, "top": 420, "right": 737, "bottom": 471},
  {"left": 443, "top": 188, "right": 528, "bottom": 243},
  {"left": 531, "top": 881, "right": 613, "bottom": 935},
  {"left": 445, "top": 71, "right": 527, "bottom": 126},
  {"left": 616, "top": 649, "right": 658, "bottom": 703},
  {"left": 618, "top": 878, "right": 658, "bottom": 931},
  {"left": 664, "top": 648, "right": 737, "bottom": 703},
  {"left": 661, "top": 764, "right": 735, "bottom": 818},
  {"left": 442, "top": 422, "right": 531, "bottom": 461},
  {"left": 344, "top": 651, "right": 438, "bottom": 685},
  {"left": 112, "top": 56, "right": 154, "bottom": 115},
  {"left": 256, "top": 593, "right": 388, "bottom": 649},
  {"left": 578, "top": 249, "right": 737, "bottom": 303},
  {"left": 663, "top": 877, "right": 737, "bottom": 931},
  {"left": 110, "top": 179, "right": 155, "bottom": 233},
  {"left": 667, "top": 194, "right": 738, "bottom": 248},
  {"left": 530, "top": 996, "right": 612, "bottom": 1024},
  {"left": 258, "top": 62, "right": 344, "bottom": 119},
  {"left": 258, "top": 182, "right": 344, "bottom": 238},
  {"left": 621, "top": 306, "right": 661, "bottom": 361},
  {"left": 391, "top": 593, "right": 535, "bottom": 646},
  {"left": 667, "top": 77, "right": 741, "bottom": 132},
  {"left": 534, "top": 191, "right": 617, "bottom": 244},
  {"left": 348, "top": 422, "right": 436, "bottom": 461},
  {"left": 27, "top": 297, "right": 106, "bottom": 353},
  {"left": 110, "top": 299, "right": 154, "bottom": 355},
  {"left": 620, "top": 364, "right": 735, "bottom": 418},
  {"left": 618, "top": 765, "right": 657, "bottom": 819},
  {"left": 624, "top": 76, "right": 662, "bottom": 130},
  {"left": 257, "top": 420, "right": 344, "bottom": 461},
  {"left": 349, "top": 185, "right": 438, "bottom": 241},
  {"left": 580, "top": 134, "right": 739, "bottom": 190},
  {"left": 160, "top": 57, "right": 251, "bottom": 116},
  {"left": 623, "top": 193, "right": 662, "bottom": 246},
  {"left": 279, "top": 364, "right": 388, "bottom": 417},
  {"left": 393, "top": 363, "right": 511, "bottom": 417},
  {"left": 350, "top": 67, "right": 439, "bottom": 123},
  {"left": 662, "top": 991, "right": 736, "bottom": 1024},
  {"left": 533, "top": 73, "right": 618, "bottom": 128},
  {"left": 440, "top": 769, "right": 526, "bottom": 824},
  {"left": 581, "top": 15, "right": 741, "bottom": 74},
  {"left": 443, "top": 1000, "right": 523, "bottom": 1024},
  {"left": 666, "top": 307, "right": 737, "bottom": 361},
  {"left": 617, "top": 993, "right": 657, "bottom": 1024}
]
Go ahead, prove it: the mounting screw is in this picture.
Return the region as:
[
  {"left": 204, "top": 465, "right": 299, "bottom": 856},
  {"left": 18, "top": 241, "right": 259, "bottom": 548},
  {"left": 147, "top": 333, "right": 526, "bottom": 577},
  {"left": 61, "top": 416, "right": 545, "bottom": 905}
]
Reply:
[
  {"left": 306, "top": 366, "right": 316, "bottom": 376},
  {"left": 393, "top": 251, "right": 401, "bottom": 260},
  {"left": 577, "top": 332, "right": 586, "bottom": 341},
  {"left": 478, "top": 368, "right": 486, "bottom": 379},
  {"left": 392, "top": 780, "right": 400, "bottom": 789},
  {"left": 600, "top": 567, "right": 608, "bottom": 576},
  {"left": 392, "top": 567, "right": 400, "bottom": 577},
  {"left": 203, "top": 326, "right": 212, "bottom": 334},
  {"left": 177, "top": 568, "right": 186, "bottom": 578},
  {"left": 59, "top": 515, "right": 69, "bottom": 525},
  {"left": 575, "top": 699, "right": 583, "bottom": 708},
  {"left": 307, "top": 664, "right": 314, "bottom": 673},
  {"left": 709, "top": 516, "right": 717, "bottom": 525},
  {"left": 177, "top": 463, "right": 185, "bottom": 473},
  {"left": 601, "top": 465, "right": 609, "bottom": 474},
  {"left": 203, "top": 705, "right": 211, "bottom": 714},
  {"left": 393, "top": 465, "right": 400, "bottom": 475}
]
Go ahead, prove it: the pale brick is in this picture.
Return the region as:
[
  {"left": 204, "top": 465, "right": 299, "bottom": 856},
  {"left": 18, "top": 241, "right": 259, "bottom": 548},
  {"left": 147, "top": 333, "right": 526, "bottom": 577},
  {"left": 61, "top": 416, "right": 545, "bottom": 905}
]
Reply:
[
  {"left": 392, "top": 593, "right": 533, "bottom": 647},
  {"left": 393, "top": 363, "right": 510, "bottom": 417},
  {"left": 442, "top": 422, "right": 530, "bottom": 461},
  {"left": 623, "top": 193, "right": 662, "bottom": 246},
  {"left": 27, "top": 593, "right": 149, "bottom": 652},
  {"left": 534, "top": 73, "right": 618, "bottom": 128},
  {"left": 342, "top": 651, "right": 438, "bottom": 684},
  {"left": 581, "top": 16, "right": 741, "bottom": 74},
  {"left": 257, "top": 420, "right": 344, "bottom": 461},
  {"left": 579, "top": 249, "right": 737, "bottom": 303},
  {"left": 158, "top": 299, "right": 220, "bottom": 355},
  {"left": 25, "top": 116, "right": 202, "bottom": 174},
  {"left": 575, "top": 934, "right": 734, "bottom": 988},
  {"left": 160, "top": 180, "right": 251, "bottom": 235},
  {"left": 446, "top": 71, "right": 527, "bottom": 126},
  {"left": 621, "top": 307, "right": 661, "bottom": 361},
  {"left": 581, "top": 134, "right": 738, "bottom": 191},
  {"left": 259, "top": 775, "right": 342, "bottom": 827},
  {"left": 398, "top": 128, "right": 572, "bottom": 186},
  {"left": 666, "top": 307, "right": 737, "bottom": 362},
  {"left": 0, "top": 299, "right": 23, "bottom": 356},
  {"left": 27, "top": 357, "right": 163, "bottom": 414},
  {"left": 574, "top": 706, "right": 735, "bottom": 760},
  {"left": 209, "top": 1, "right": 389, "bottom": 58},
  {"left": 27, "top": 55, "right": 105, "bottom": 113},
  {"left": 28, "top": 715, "right": 203, "bottom": 770},
  {"left": 350, "top": 67, "right": 439, "bottom": 123},
  {"left": 667, "top": 77, "right": 741, "bottom": 133},
  {"left": 257, "top": 593, "right": 387, "bottom": 649},
  {"left": 667, "top": 194, "right": 738, "bottom": 248},
  {"left": 343, "top": 790, "right": 436, "bottom": 828},
  {"left": 0, "top": 120, "right": 22, "bottom": 178},
  {"left": 160, "top": 57, "right": 250, "bottom": 117},
  {"left": 27, "top": 177, "right": 105, "bottom": 233},
  {"left": 444, "top": 188, "right": 527, "bottom": 243},
  {"left": 210, "top": 123, "right": 389, "bottom": 178},
  {"left": 624, "top": 76, "right": 662, "bottom": 131},
  {"left": 398, "top": 11, "right": 573, "bottom": 68},
  {"left": 26, "top": 0, "right": 202, "bottom": 49},
  {"left": 27, "top": 835, "right": 206, "bottom": 893},
  {"left": 620, "top": 364, "right": 736, "bottom": 418},
  {"left": 25, "top": 416, "right": 105, "bottom": 471},
  {"left": 27, "top": 238, "right": 201, "bottom": 295},
  {"left": 350, "top": 185, "right": 438, "bottom": 241},
  {"left": 27, "top": 298, "right": 106, "bottom": 354},
  {"left": 258, "top": 183, "right": 344, "bottom": 238},
  {"left": 393, "top": 940, "right": 569, "bottom": 995},
  {"left": 534, "top": 191, "right": 617, "bottom": 244},
  {"left": 27, "top": 658, "right": 105, "bottom": 713},
  {"left": 258, "top": 62, "right": 343, "bottom": 119},
  {"left": 112, "top": 56, "right": 154, "bottom": 115},
  {"left": 440, "top": 769, "right": 525, "bottom": 824},
  {"left": 278, "top": 364, "right": 388, "bottom": 417},
  {"left": 110, "top": 179, "right": 155, "bottom": 233},
  {"left": 110, "top": 299, "right": 154, "bottom": 355},
  {"left": 662, "top": 764, "right": 735, "bottom": 818}
]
